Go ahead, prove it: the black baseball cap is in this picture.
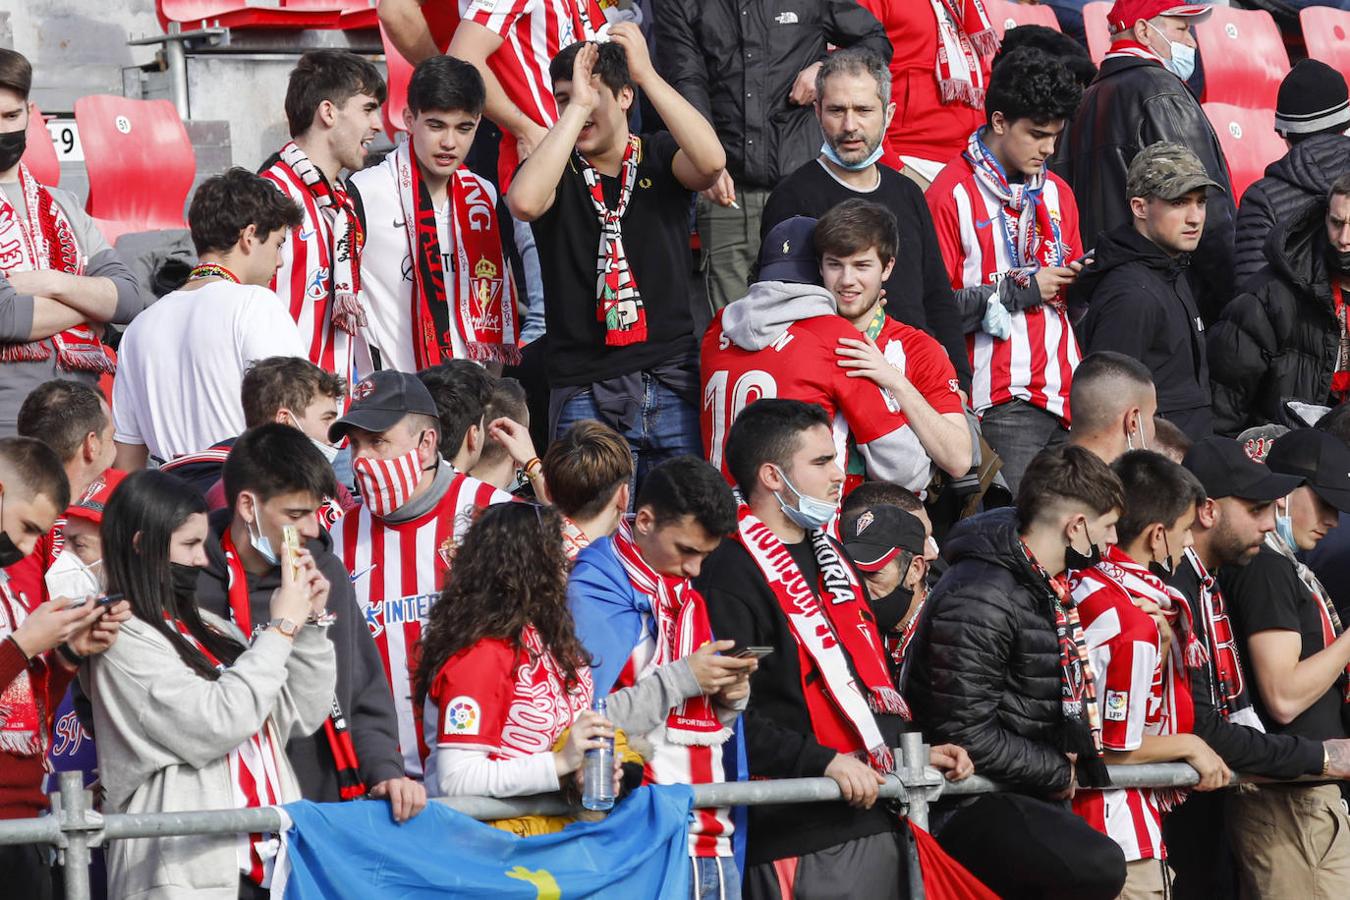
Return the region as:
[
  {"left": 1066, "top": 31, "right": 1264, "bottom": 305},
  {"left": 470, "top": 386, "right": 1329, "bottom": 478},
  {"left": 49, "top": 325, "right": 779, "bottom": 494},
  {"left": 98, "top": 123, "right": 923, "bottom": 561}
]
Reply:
[
  {"left": 329, "top": 370, "right": 439, "bottom": 442},
  {"left": 1182, "top": 436, "right": 1303, "bottom": 502},
  {"left": 756, "top": 216, "right": 821, "bottom": 286},
  {"left": 841, "top": 505, "right": 927, "bottom": 572},
  {"left": 1266, "top": 428, "right": 1350, "bottom": 513}
]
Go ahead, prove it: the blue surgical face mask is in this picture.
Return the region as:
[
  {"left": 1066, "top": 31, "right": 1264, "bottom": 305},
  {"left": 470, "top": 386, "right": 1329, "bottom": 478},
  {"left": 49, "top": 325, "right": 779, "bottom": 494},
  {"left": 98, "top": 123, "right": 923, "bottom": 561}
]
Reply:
[
  {"left": 773, "top": 466, "right": 837, "bottom": 531},
  {"left": 245, "top": 494, "right": 279, "bottom": 566},
  {"left": 1275, "top": 500, "right": 1297, "bottom": 550},
  {"left": 820, "top": 137, "right": 885, "bottom": 172},
  {"left": 1149, "top": 21, "right": 1197, "bottom": 81}
]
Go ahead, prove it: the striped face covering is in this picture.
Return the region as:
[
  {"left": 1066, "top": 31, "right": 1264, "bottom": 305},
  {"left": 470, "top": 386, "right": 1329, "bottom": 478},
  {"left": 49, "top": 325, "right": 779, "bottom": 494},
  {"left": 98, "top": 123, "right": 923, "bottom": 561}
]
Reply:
[{"left": 353, "top": 448, "right": 426, "bottom": 518}]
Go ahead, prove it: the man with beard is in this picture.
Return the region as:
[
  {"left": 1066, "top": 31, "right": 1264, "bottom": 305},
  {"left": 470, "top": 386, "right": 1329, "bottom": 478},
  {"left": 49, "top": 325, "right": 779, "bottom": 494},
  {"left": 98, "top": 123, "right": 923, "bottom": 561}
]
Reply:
[
  {"left": 1163, "top": 436, "right": 1350, "bottom": 899},
  {"left": 1209, "top": 174, "right": 1350, "bottom": 435},
  {"left": 760, "top": 48, "right": 971, "bottom": 393}
]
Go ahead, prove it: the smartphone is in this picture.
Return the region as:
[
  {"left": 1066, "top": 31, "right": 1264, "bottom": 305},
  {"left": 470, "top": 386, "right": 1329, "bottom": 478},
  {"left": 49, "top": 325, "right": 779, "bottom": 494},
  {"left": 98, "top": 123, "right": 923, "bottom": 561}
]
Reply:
[
  {"left": 1072, "top": 249, "right": 1095, "bottom": 267},
  {"left": 281, "top": 525, "right": 302, "bottom": 581},
  {"left": 95, "top": 592, "right": 124, "bottom": 609},
  {"left": 732, "top": 646, "right": 774, "bottom": 660}
]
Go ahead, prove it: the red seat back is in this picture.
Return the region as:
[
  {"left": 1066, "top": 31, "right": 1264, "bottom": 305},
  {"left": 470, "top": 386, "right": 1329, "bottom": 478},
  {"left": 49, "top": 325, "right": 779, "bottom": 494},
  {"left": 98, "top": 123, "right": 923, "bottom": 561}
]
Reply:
[
  {"left": 20, "top": 104, "right": 60, "bottom": 187},
  {"left": 1083, "top": 1, "right": 1113, "bottom": 64},
  {"left": 1301, "top": 6, "right": 1350, "bottom": 74},
  {"left": 984, "top": 0, "right": 1062, "bottom": 39},
  {"left": 1195, "top": 7, "right": 1289, "bottom": 108},
  {"left": 157, "top": 0, "right": 339, "bottom": 30},
  {"left": 1203, "top": 103, "right": 1286, "bottom": 202},
  {"left": 380, "top": 23, "right": 416, "bottom": 138},
  {"left": 75, "top": 95, "right": 195, "bottom": 236}
]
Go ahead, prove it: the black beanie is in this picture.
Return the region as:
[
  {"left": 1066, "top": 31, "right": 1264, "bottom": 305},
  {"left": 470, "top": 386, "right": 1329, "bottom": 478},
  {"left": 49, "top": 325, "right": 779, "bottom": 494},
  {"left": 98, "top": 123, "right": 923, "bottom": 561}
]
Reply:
[{"left": 1275, "top": 59, "right": 1350, "bottom": 137}]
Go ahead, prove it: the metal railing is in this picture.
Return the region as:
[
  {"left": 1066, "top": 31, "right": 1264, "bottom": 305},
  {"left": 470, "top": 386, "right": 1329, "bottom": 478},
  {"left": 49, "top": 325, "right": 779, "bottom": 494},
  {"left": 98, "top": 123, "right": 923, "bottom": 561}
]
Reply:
[{"left": 0, "top": 733, "right": 1274, "bottom": 900}]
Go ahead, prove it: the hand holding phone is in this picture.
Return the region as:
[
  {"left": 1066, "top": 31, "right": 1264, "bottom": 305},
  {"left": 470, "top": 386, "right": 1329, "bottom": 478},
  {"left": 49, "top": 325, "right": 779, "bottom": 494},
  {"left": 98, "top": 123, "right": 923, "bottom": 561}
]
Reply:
[{"left": 732, "top": 646, "right": 774, "bottom": 660}]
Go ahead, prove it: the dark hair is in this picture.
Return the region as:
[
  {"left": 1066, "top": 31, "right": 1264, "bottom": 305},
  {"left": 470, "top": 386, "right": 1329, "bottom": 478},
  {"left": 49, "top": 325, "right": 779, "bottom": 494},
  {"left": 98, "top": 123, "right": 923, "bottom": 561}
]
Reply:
[
  {"left": 542, "top": 420, "right": 633, "bottom": 520},
  {"left": 477, "top": 377, "right": 529, "bottom": 467},
  {"left": 986, "top": 46, "right": 1082, "bottom": 127},
  {"left": 223, "top": 423, "right": 338, "bottom": 510},
  {"left": 17, "top": 380, "right": 108, "bottom": 463},
  {"left": 0, "top": 49, "right": 32, "bottom": 100},
  {"left": 285, "top": 49, "right": 387, "bottom": 138},
  {"left": 994, "top": 25, "right": 1097, "bottom": 90},
  {"left": 1151, "top": 416, "right": 1192, "bottom": 459},
  {"left": 189, "top": 167, "right": 304, "bottom": 256},
  {"left": 1016, "top": 444, "right": 1125, "bottom": 529},
  {"left": 1069, "top": 351, "right": 1155, "bottom": 436},
  {"left": 634, "top": 456, "right": 737, "bottom": 535},
  {"left": 814, "top": 199, "right": 899, "bottom": 266},
  {"left": 0, "top": 436, "right": 70, "bottom": 511},
  {"left": 1330, "top": 172, "right": 1350, "bottom": 204},
  {"left": 1111, "top": 450, "right": 1206, "bottom": 547},
  {"left": 415, "top": 502, "right": 588, "bottom": 706},
  {"left": 549, "top": 40, "right": 631, "bottom": 96},
  {"left": 815, "top": 46, "right": 891, "bottom": 104},
  {"left": 726, "top": 399, "right": 831, "bottom": 497},
  {"left": 841, "top": 479, "right": 923, "bottom": 518},
  {"left": 102, "top": 471, "right": 243, "bottom": 680},
  {"left": 407, "top": 54, "right": 486, "bottom": 117},
  {"left": 241, "top": 357, "right": 346, "bottom": 429},
  {"left": 418, "top": 361, "right": 492, "bottom": 459}
]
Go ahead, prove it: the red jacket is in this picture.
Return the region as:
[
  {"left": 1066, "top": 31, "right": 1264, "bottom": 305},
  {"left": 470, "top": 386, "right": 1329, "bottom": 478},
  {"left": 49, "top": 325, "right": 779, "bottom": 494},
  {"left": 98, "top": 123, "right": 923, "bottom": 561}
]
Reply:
[{"left": 858, "top": 0, "right": 988, "bottom": 166}]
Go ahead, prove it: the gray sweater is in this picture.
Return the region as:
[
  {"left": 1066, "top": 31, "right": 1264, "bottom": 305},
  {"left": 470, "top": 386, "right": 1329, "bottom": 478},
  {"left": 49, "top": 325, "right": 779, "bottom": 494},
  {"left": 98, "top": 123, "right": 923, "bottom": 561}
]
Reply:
[{"left": 83, "top": 612, "right": 335, "bottom": 900}]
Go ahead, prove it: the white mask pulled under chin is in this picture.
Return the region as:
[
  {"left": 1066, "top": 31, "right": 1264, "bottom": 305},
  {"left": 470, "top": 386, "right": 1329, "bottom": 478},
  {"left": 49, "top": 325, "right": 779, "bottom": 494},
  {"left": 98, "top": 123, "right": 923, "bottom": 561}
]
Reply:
[{"left": 45, "top": 549, "right": 105, "bottom": 605}]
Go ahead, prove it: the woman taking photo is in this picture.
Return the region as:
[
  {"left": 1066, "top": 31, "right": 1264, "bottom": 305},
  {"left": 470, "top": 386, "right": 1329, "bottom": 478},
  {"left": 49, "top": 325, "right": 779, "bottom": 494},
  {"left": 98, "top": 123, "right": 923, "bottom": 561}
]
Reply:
[
  {"left": 83, "top": 471, "right": 335, "bottom": 900},
  {"left": 415, "top": 502, "right": 614, "bottom": 801}
]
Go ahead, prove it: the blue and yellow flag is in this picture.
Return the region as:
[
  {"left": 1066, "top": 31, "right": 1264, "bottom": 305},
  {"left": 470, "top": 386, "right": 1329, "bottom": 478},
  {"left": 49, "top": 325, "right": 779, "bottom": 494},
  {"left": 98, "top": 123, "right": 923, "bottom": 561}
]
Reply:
[{"left": 276, "top": 785, "right": 694, "bottom": 898}]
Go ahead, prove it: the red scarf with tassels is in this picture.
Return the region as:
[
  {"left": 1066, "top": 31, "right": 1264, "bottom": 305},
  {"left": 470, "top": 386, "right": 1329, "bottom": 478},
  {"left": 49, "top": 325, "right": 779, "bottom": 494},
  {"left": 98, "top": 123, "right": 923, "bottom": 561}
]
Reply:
[
  {"left": 929, "top": 0, "right": 999, "bottom": 108},
  {"left": 221, "top": 529, "right": 367, "bottom": 800},
  {"left": 735, "top": 507, "right": 907, "bottom": 772},
  {"left": 0, "top": 164, "right": 114, "bottom": 374},
  {"left": 577, "top": 135, "right": 648, "bottom": 346}
]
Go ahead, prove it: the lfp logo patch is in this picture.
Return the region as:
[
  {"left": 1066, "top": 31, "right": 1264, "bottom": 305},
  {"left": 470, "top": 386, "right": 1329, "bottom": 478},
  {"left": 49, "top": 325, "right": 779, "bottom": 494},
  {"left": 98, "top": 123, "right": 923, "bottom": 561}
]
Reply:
[{"left": 443, "top": 696, "right": 481, "bottom": 736}]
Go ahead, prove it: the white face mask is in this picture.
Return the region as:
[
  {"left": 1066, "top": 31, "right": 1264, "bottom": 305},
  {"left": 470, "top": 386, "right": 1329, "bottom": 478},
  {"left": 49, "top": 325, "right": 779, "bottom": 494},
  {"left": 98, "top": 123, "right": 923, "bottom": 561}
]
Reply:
[
  {"left": 284, "top": 412, "right": 342, "bottom": 464},
  {"left": 1149, "top": 21, "right": 1197, "bottom": 81},
  {"left": 45, "top": 549, "right": 104, "bottom": 605},
  {"left": 1125, "top": 414, "right": 1149, "bottom": 452},
  {"left": 772, "top": 466, "right": 838, "bottom": 530}
]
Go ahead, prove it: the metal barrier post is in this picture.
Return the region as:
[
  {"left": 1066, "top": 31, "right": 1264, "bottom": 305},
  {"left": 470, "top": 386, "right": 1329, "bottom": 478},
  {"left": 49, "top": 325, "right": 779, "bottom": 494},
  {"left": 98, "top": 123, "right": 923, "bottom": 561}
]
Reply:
[
  {"left": 56, "top": 772, "right": 95, "bottom": 900},
  {"left": 899, "top": 733, "right": 930, "bottom": 900}
]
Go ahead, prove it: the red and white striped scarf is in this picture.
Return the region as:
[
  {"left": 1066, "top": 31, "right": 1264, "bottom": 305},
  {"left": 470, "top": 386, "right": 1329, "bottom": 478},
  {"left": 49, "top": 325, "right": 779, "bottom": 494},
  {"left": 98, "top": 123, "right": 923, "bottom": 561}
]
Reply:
[
  {"left": 0, "top": 577, "right": 49, "bottom": 758},
  {"left": 612, "top": 518, "right": 729, "bottom": 745},
  {"left": 268, "top": 141, "right": 365, "bottom": 335},
  {"left": 1103, "top": 38, "right": 1166, "bottom": 66},
  {"left": 576, "top": 135, "right": 647, "bottom": 346},
  {"left": 168, "top": 617, "right": 283, "bottom": 886},
  {"left": 0, "top": 163, "right": 114, "bottom": 374},
  {"left": 929, "top": 0, "right": 999, "bottom": 107},
  {"left": 393, "top": 142, "right": 519, "bottom": 367},
  {"left": 734, "top": 507, "right": 907, "bottom": 772}
]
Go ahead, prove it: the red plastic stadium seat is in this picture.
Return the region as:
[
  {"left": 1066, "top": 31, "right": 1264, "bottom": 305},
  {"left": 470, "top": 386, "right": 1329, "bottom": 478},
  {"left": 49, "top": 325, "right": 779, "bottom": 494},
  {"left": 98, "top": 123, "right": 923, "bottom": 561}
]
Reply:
[
  {"left": 75, "top": 96, "right": 195, "bottom": 240},
  {"left": 1083, "top": 1, "right": 1112, "bottom": 64},
  {"left": 157, "top": 0, "right": 339, "bottom": 30},
  {"left": 380, "top": 22, "right": 415, "bottom": 138},
  {"left": 984, "top": 0, "right": 1062, "bottom": 39},
  {"left": 20, "top": 105, "right": 60, "bottom": 187},
  {"left": 1195, "top": 7, "right": 1289, "bottom": 108},
  {"left": 1203, "top": 103, "right": 1286, "bottom": 203},
  {"left": 1302, "top": 6, "right": 1350, "bottom": 74}
]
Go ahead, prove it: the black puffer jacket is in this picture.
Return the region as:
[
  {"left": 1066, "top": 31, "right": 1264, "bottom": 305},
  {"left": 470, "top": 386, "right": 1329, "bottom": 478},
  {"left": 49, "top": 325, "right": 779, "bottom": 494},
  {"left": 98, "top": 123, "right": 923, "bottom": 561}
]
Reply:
[
  {"left": 908, "top": 508, "right": 1074, "bottom": 794},
  {"left": 1234, "top": 134, "right": 1350, "bottom": 288},
  {"left": 1055, "top": 56, "right": 1235, "bottom": 322},
  {"left": 1208, "top": 205, "right": 1340, "bottom": 436}
]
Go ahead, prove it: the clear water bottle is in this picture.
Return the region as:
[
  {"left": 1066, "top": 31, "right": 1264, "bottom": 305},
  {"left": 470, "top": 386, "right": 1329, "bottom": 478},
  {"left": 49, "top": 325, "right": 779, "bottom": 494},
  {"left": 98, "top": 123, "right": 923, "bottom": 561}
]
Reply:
[{"left": 581, "top": 697, "right": 615, "bottom": 811}]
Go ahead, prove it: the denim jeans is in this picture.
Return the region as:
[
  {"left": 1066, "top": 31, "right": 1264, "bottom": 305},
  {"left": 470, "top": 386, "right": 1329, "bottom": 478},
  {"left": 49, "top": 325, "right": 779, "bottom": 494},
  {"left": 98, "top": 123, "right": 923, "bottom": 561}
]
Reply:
[
  {"left": 691, "top": 855, "right": 741, "bottom": 900},
  {"left": 979, "top": 399, "right": 1069, "bottom": 495},
  {"left": 553, "top": 374, "right": 701, "bottom": 494}
]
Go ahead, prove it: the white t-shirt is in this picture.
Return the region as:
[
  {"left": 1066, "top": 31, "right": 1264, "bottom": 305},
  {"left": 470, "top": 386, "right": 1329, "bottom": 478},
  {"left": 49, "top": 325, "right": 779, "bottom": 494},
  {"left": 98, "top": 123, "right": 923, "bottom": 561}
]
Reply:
[
  {"left": 112, "top": 281, "right": 305, "bottom": 462},
  {"left": 350, "top": 156, "right": 467, "bottom": 373}
]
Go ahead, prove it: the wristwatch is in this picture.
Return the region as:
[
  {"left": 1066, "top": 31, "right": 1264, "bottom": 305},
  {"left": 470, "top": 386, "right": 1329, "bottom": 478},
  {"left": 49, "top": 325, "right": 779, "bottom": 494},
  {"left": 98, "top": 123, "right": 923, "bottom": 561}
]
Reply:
[{"left": 267, "top": 617, "right": 301, "bottom": 639}]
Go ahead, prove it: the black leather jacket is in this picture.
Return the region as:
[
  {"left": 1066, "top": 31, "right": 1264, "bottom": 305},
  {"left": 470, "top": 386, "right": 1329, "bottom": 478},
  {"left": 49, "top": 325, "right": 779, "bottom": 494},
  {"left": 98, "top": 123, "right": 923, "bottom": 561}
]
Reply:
[{"left": 1056, "top": 55, "right": 1236, "bottom": 323}]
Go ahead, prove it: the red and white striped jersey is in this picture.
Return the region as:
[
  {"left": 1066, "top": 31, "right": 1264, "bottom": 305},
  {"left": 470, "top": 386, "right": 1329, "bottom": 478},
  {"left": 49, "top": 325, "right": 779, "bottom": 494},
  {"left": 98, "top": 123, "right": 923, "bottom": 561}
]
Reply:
[
  {"left": 1069, "top": 546, "right": 1195, "bottom": 862},
  {"left": 619, "top": 622, "right": 733, "bottom": 859},
  {"left": 926, "top": 157, "right": 1083, "bottom": 422},
  {"left": 260, "top": 163, "right": 356, "bottom": 381},
  {"left": 333, "top": 467, "right": 513, "bottom": 778},
  {"left": 460, "top": 0, "right": 605, "bottom": 187}
]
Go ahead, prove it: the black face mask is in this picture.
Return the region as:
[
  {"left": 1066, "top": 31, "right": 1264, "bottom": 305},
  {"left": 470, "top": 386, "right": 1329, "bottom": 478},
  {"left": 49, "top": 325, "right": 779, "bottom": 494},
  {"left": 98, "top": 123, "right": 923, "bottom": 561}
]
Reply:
[
  {"left": 872, "top": 584, "right": 915, "bottom": 635},
  {"left": 169, "top": 562, "right": 200, "bottom": 597},
  {"left": 0, "top": 129, "right": 26, "bottom": 173},
  {"left": 1065, "top": 525, "right": 1102, "bottom": 570},
  {"left": 0, "top": 492, "right": 25, "bottom": 568},
  {"left": 1330, "top": 247, "right": 1350, "bottom": 275}
]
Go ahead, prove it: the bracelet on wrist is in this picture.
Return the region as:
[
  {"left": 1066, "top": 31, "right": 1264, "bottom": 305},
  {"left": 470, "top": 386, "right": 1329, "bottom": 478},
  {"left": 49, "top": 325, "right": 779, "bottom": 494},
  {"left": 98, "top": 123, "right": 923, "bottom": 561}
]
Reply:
[
  {"left": 56, "top": 643, "right": 85, "bottom": 667},
  {"left": 6, "top": 634, "right": 29, "bottom": 662}
]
